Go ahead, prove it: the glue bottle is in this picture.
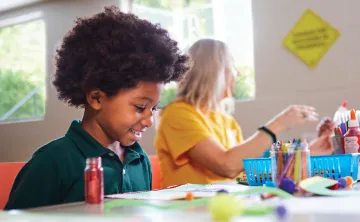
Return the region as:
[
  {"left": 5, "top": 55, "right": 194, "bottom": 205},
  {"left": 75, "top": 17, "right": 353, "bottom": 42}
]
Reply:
[{"left": 344, "top": 109, "right": 360, "bottom": 153}]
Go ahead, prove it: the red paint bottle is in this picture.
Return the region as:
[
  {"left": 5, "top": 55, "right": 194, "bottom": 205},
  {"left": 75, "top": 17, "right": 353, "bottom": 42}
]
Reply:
[
  {"left": 344, "top": 109, "right": 360, "bottom": 153},
  {"left": 85, "top": 157, "right": 104, "bottom": 204}
]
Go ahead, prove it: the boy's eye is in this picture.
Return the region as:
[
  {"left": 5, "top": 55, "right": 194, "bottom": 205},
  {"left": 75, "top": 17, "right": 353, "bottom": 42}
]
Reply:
[
  {"left": 135, "top": 105, "right": 146, "bottom": 113},
  {"left": 135, "top": 105, "right": 159, "bottom": 113}
]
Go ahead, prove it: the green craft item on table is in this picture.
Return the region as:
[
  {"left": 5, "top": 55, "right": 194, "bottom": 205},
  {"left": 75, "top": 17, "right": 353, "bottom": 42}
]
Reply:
[{"left": 299, "top": 176, "right": 360, "bottom": 196}]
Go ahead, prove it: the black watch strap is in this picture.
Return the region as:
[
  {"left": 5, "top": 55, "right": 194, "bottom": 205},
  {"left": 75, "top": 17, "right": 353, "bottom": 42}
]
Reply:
[{"left": 258, "top": 125, "right": 277, "bottom": 143}]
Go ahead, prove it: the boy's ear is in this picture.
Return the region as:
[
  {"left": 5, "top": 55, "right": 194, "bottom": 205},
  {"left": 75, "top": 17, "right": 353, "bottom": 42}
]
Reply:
[{"left": 86, "top": 90, "right": 106, "bottom": 110}]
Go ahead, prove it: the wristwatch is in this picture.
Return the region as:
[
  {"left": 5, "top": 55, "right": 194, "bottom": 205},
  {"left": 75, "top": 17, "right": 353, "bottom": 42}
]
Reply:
[{"left": 258, "top": 125, "right": 277, "bottom": 143}]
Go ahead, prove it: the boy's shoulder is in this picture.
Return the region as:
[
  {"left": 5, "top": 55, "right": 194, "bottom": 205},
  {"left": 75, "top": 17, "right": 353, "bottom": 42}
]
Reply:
[{"left": 33, "top": 135, "right": 76, "bottom": 159}]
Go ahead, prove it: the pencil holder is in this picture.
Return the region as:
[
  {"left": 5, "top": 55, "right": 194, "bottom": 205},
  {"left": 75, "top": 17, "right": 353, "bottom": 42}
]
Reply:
[{"left": 271, "top": 141, "right": 311, "bottom": 186}]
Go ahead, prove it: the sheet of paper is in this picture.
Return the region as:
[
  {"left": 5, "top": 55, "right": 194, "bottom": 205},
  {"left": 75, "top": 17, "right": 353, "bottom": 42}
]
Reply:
[
  {"left": 166, "top": 183, "right": 250, "bottom": 192},
  {"left": 106, "top": 191, "right": 212, "bottom": 200},
  {"left": 106, "top": 183, "right": 250, "bottom": 200}
]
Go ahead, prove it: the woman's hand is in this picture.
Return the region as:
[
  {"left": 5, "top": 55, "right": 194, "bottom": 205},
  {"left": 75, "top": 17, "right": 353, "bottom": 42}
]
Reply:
[
  {"left": 266, "top": 105, "right": 319, "bottom": 134},
  {"left": 309, "top": 134, "right": 334, "bottom": 155},
  {"left": 309, "top": 117, "right": 335, "bottom": 155},
  {"left": 317, "top": 117, "right": 336, "bottom": 137}
]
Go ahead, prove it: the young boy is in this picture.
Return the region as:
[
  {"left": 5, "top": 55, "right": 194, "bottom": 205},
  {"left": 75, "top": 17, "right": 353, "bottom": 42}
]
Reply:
[{"left": 5, "top": 6, "right": 189, "bottom": 210}]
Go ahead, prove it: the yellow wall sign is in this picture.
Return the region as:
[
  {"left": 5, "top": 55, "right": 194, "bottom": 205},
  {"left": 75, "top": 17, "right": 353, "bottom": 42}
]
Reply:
[{"left": 283, "top": 9, "right": 340, "bottom": 69}]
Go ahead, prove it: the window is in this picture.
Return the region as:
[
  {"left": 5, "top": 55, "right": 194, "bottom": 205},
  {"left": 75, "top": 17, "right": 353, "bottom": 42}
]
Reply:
[
  {"left": 0, "top": 17, "right": 46, "bottom": 122},
  {"left": 130, "top": 0, "right": 255, "bottom": 107}
]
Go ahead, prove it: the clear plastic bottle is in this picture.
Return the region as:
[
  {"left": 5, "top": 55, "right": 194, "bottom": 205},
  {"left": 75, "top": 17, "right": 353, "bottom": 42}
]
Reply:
[{"left": 271, "top": 139, "right": 310, "bottom": 187}]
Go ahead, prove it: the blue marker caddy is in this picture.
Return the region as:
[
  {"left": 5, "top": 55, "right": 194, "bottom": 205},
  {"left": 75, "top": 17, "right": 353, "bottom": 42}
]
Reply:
[{"left": 243, "top": 153, "right": 360, "bottom": 186}]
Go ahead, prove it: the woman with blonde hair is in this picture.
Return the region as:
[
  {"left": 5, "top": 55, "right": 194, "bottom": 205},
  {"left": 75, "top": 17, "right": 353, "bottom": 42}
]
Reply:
[{"left": 154, "top": 38, "right": 334, "bottom": 187}]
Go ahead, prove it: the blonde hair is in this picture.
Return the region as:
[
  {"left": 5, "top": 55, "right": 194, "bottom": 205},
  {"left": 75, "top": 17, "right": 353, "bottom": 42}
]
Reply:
[{"left": 177, "top": 39, "right": 235, "bottom": 113}]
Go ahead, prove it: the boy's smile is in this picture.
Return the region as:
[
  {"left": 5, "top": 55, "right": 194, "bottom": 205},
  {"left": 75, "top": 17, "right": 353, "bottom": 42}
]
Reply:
[{"left": 129, "top": 128, "right": 146, "bottom": 141}]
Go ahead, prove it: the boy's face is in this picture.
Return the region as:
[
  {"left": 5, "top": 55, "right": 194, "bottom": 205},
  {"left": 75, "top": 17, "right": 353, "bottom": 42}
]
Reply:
[{"left": 91, "top": 81, "right": 163, "bottom": 147}]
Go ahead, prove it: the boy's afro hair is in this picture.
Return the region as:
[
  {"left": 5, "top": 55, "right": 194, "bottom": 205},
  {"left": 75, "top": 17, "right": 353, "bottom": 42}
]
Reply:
[{"left": 53, "top": 6, "right": 189, "bottom": 107}]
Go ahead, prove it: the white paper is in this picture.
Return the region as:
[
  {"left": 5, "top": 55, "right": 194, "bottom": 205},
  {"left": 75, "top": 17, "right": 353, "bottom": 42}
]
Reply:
[{"left": 106, "top": 183, "right": 250, "bottom": 200}]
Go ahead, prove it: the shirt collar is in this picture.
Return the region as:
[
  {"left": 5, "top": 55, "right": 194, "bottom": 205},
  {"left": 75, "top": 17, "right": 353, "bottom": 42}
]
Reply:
[
  {"left": 124, "top": 142, "right": 146, "bottom": 164},
  {"left": 66, "top": 120, "right": 146, "bottom": 160}
]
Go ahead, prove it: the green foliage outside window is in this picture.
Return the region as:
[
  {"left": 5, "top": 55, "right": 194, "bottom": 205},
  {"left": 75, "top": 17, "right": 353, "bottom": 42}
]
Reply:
[
  {"left": 158, "top": 66, "right": 255, "bottom": 108},
  {"left": 0, "top": 69, "right": 45, "bottom": 119},
  {"left": 0, "top": 20, "right": 45, "bottom": 121}
]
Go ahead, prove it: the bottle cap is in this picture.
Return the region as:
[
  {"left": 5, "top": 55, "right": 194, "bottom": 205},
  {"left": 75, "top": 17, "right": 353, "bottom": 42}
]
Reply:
[
  {"left": 86, "top": 157, "right": 102, "bottom": 167},
  {"left": 341, "top": 100, "right": 347, "bottom": 108},
  {"left": 300, "top": 138, "right": 309, "bottom": 150},
  {"left": 348, "top": 109, "right": 359, "bottom": 128}
]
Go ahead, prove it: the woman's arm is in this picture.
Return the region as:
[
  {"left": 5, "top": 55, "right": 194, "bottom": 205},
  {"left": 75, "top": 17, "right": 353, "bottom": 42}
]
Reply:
[
  {"left": 188, "top": 121, "right": 280, "bottom": 178},
  {"left": 188, "top": 105, "right": 318, "bottom": 178}
]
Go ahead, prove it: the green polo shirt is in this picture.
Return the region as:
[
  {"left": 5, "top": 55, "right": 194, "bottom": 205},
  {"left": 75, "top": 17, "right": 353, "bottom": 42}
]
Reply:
[{"left": 5, "top": 120, "right": 152, "bottom": 210}]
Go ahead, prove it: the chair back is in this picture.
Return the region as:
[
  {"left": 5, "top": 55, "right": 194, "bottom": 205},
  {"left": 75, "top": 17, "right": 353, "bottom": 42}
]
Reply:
[{"left": 0, "top": 162, "right": 25, "bottom": 209}]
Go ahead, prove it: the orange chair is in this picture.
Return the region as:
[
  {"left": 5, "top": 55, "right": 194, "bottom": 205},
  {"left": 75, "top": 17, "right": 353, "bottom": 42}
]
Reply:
[
  {"left": 148, "top": 155, "right": 163, "bottom": 190},
  {"left": 0, "top": 162, "right": 25, "bottom": 209},
  {"left": 0, "top": 158, "right": 162, "bottom": 208}
]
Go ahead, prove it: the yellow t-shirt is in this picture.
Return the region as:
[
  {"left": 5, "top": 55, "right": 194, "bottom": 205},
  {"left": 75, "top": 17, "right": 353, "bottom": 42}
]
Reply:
[{"left": 154, "top": 101, "right": 244, "bottom": 188}]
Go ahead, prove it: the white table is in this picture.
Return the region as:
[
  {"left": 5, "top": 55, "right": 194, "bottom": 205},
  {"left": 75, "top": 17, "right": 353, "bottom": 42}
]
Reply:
[{"left": 1, "top": 181, "right": 360, "bottom": 222}]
